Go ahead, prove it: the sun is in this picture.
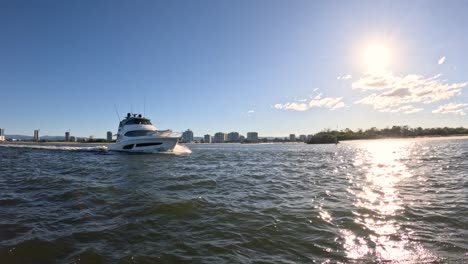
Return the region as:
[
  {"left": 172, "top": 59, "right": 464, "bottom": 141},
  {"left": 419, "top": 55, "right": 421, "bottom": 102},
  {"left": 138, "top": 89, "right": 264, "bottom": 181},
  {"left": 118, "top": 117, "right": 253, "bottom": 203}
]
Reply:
[{"left": 363, "top": 44, "right": 391, "bottom": 73}]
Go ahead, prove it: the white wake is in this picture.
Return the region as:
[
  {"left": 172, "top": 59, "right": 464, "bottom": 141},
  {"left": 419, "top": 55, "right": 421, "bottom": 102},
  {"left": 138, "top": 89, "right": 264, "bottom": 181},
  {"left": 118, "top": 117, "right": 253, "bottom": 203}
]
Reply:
[
  {"left": 0, "top": 144, "right": 108, "bottom": 152},
  {"left": 163, "top": 144, "right": 192, "bottom": 155},
  {"left": 0, "top": 143, "right": 191, "bottom": 154}
]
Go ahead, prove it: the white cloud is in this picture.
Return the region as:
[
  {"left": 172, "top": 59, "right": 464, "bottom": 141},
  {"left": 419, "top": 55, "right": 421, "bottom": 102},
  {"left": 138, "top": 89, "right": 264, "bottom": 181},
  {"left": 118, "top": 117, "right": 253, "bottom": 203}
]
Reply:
[
  {"left": 245, "top": 110, "right": 255, "bottom": 116},
  {"left": 353, "top": 71, "right": 467, "bottom": 111},
  {"left": 274, "top": 102, "right": 308, "bottom": 111},
  {"left": 337, "top": 74, "right": 352, "bottom": 80},
  {"left": 432, "top": 102, "right": 467, "bottom": 115},
  {"left": 352, "top": 71, "right": 394, "bottom": 90},
  {"left": 309, "top": 96, "right": 345, "bottom": 110},
  {"left": 379, "top": 105, "right": 423, "bottom": 114},
  {"left": 274, "top": 96, "right": 345, "bottom": 112},
  {"left": 438, "top": 56, "right": 446, "bottom": 65},
  {"left": 241, "top": 110, "right": 256, "bottom": 117}
]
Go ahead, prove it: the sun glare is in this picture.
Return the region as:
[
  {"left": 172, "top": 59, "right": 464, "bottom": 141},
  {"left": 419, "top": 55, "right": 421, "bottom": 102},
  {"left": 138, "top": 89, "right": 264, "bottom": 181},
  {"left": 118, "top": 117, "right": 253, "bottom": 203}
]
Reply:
[{"left": 363, "top": 44, "right": 391, "bottom": 73}]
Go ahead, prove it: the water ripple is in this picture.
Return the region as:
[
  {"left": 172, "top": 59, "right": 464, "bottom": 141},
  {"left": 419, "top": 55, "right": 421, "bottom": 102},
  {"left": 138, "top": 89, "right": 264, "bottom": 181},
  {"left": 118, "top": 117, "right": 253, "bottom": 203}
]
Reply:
[{"left": 0, "top": 140, "right": 467, "bottom": 262}]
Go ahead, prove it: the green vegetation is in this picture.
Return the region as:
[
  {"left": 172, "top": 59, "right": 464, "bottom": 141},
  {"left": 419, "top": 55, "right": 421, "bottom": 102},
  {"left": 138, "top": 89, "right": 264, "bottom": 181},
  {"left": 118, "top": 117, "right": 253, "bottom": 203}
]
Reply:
[
  {"left": 308, "top": 126, "right": 468, "bottom": 143},
  {"left": 307, "top": 134, "right": 338, "bottom": 144}
]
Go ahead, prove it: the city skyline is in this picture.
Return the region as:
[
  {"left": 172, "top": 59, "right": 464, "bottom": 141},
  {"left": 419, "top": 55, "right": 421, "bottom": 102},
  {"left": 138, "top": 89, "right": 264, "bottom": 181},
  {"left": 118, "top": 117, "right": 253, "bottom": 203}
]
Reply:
[
  {"left": 0, "top": 126, "right": 318, "bottom": 141},
  {"left": 1, "top": 1, "right": 468, "bottom": 137}
]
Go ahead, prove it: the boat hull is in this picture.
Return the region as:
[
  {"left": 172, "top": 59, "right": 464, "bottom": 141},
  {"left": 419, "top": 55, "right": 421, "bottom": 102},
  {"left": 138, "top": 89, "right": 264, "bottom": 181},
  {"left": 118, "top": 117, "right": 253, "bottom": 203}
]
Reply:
[{"left": 109, "top": 137, "right": 179, "bottom": 153}]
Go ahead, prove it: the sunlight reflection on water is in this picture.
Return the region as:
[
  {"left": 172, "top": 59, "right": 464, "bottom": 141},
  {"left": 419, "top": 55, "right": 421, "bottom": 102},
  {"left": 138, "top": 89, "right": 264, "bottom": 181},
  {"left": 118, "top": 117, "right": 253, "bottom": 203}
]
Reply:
[
  {"left": 343, "top": 141, "right": 437, "bottom": 262},
  {"left": 1, "top": 140, "right": 466, "bottom": 262}
]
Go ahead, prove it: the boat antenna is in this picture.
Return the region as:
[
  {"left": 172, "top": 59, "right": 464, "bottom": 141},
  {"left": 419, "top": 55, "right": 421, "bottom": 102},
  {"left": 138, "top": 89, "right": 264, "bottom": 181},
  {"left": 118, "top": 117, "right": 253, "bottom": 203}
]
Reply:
[
  {"left": 144, "top": 97, "right": 146, "bottom": 117},
  {"left": 113, "top": 104, "right": 121, "bottom": 122}
]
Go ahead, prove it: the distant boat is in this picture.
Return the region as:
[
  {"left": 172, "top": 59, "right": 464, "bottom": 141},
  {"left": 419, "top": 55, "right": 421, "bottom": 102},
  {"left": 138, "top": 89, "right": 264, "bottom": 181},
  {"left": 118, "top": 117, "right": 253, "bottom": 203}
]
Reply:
[{"left": 109, "top": 113, "right": 179, "bottom": 152}]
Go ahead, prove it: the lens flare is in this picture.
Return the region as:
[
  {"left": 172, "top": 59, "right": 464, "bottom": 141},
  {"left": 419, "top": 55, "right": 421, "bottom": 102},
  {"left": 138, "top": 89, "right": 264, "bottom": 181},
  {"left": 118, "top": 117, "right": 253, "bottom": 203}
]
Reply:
[{"left": 363, "top": 44, "right": 391, "bottom": 73}]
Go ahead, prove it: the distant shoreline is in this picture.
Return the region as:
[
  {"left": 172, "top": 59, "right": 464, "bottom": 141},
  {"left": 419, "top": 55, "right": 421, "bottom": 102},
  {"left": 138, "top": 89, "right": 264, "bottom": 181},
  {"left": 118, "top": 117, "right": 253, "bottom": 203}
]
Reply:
[
  {"left": 1, "top": 134, "right": 467, "bottom": 145},
  {"left": 339, "top": 134, "right": 468, "bottom": 143}
]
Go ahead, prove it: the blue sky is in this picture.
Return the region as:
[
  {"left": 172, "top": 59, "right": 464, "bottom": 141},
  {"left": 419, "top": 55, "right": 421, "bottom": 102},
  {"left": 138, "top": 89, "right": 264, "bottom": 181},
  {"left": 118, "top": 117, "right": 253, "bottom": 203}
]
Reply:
[{"left": 1, "top": 0, "right": 467, "bottom": 137}]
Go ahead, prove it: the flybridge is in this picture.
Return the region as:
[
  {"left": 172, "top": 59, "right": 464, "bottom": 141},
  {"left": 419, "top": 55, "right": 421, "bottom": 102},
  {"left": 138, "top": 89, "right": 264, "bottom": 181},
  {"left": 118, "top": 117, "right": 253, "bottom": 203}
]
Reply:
[{"left": 119, "top": 113, "right": 152, "bottom": 128}]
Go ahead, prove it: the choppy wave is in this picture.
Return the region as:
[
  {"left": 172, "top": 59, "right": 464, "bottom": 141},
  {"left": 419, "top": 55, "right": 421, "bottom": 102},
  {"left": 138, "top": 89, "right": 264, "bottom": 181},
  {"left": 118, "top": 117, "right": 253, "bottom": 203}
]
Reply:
[
  {"left": 0, "top": 143, "right": 108, "bottom": 152},
  {"left": 0, "top": 139, "right": 466, "bottom": 263},
  {"left": 0, "top": 143, "right": 192, "bottom": 154}
]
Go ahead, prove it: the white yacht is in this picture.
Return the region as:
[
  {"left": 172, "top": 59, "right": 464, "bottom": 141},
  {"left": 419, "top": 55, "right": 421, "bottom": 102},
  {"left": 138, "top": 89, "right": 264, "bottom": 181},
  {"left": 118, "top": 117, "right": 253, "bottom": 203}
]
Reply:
[{"left": 109, "top": 113, "right": 180, "bottom": 153}]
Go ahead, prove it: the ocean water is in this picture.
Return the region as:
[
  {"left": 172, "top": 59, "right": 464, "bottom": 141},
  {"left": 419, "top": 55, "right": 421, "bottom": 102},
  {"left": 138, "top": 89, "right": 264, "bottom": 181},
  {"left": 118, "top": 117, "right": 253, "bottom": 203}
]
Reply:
[{"left": 0, "top": 139, "right": 467, "bottom": 263}]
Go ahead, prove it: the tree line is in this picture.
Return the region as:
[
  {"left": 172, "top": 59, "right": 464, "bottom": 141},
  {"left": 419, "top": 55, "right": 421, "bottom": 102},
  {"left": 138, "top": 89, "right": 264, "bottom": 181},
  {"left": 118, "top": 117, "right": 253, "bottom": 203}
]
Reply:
[{"left": 311, "top": 126, "right": 468, "bottom": 142}]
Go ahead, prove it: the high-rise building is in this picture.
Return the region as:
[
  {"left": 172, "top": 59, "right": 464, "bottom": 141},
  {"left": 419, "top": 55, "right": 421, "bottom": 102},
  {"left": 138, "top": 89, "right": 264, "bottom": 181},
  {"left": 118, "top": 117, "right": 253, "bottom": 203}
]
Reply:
[
  {"left": 181, "top": 129, "right": 194, "bottom": 143},
  {"left": 289, "top": 134, "right": 296, "bottom": 142},
  {"left": 107, "top": 131, "right": 113, "bottom": 142},
  {"left": 65, "top": 132, "right": 70, "bottom": 142},
  {"left": 0, "top": 128, "right": 5, "bottom": 141},
  {"left": 213, "top": 132, "right": 226, "bottom": 143},
  {"left": 34, "top": 130, "right": 40, "bottom": 141},
  {"left": 204, "top": 134, "right": 212, "bottom": 143},
  {"left": 246, "top": 132, "right": 258, "bottom": 143},
  {"left": 299, "top": 135, "right": 306, "bottom": 142},
  {"left": 227, "top": 132, "right": 240, "bottom": 142}
]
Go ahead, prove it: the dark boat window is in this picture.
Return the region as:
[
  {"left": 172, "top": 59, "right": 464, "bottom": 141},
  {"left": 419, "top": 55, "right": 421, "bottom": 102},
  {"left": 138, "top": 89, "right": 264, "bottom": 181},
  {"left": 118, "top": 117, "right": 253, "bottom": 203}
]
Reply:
[
  {"left": 124, "top": 130, "right": 154, "bottom": 137},
  {"left": 135, "top": 142, "right": 162, "bottom": 147},
  {"left": 123, "top": 144, "right": 134, "bottom": 149}
]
